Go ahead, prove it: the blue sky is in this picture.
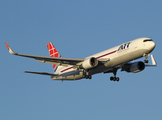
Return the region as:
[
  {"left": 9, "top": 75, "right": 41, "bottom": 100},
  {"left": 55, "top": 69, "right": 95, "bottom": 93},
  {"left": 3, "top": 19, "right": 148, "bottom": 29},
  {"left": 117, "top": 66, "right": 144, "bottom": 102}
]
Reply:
[{"left": 1, "top": 0, "right": 162, "bottom": 120}]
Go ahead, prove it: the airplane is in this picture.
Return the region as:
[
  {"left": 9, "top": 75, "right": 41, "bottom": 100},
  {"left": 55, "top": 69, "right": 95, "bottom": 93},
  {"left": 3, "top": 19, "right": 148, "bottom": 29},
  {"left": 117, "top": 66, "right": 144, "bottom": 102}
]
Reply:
[{"left": 5, "top": 37, "right": 156, "bottom": 82}]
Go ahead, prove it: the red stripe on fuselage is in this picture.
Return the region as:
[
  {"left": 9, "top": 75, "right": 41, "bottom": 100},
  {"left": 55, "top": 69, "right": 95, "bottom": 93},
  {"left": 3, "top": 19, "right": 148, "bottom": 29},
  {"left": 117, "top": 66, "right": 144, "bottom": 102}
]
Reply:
[
  {"left": 97, "top": 51, "right": 116, "bottom": 59},
  {"left": 61, "top": 67, "right": 74, "bottom": 73},
  {"left": 61, "top": 50, "right": 116, "bottom": 73}
]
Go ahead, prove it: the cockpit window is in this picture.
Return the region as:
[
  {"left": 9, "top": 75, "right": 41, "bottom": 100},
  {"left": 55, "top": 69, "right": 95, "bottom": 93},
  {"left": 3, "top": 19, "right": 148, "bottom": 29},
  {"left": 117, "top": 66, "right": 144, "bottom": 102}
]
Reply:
[{"left": 143, "top": 39, "right": 153, "bottom": 42}]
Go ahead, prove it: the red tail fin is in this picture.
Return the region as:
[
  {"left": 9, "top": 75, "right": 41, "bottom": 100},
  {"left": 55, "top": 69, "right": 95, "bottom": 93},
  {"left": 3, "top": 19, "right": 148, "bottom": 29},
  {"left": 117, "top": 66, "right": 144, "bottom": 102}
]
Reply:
[{"left": 47, "top": 42, "right": 61, "bottom": 70}]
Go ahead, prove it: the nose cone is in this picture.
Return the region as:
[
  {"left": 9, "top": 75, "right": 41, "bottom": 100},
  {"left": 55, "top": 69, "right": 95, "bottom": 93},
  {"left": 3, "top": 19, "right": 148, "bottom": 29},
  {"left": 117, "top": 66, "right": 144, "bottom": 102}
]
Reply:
[
  {"left": 149, "top": 41, "right": 156, "bottom": 52},
  {"left": 151, "top": 41, "right": 155, "bottom": 50}
]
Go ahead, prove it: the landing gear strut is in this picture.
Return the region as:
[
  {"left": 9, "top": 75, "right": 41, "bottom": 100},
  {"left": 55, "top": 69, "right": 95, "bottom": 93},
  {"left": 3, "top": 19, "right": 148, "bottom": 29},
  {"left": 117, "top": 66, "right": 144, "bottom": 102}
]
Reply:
[
  {"left": 84, "top": 71, "right": 92, "bottom": 79},
  {"left": 143, "top": 53, "right": 149, "bottom": 63},
  {"left": 110, "top": 69, "right": 119, "bottom": 82}
]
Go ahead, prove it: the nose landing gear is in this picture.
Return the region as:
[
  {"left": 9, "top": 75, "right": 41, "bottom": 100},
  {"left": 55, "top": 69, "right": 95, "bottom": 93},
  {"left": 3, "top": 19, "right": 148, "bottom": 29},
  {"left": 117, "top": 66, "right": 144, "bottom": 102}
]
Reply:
[
  {"left": 144, "top": 60, "right": 148, "bottom": 63},
  {"left": 143, "top": 53, "right": 150, "bottom": 63}
]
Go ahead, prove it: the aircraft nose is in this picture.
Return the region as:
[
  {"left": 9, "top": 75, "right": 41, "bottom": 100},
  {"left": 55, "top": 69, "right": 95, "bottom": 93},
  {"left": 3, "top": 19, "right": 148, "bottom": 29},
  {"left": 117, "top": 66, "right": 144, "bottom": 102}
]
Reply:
[
  {"left": 149, "top": 41, "right": 156, "bottom": 52},
  {"left": 151, "top": 41, "right": 156, "bottom": 50}
]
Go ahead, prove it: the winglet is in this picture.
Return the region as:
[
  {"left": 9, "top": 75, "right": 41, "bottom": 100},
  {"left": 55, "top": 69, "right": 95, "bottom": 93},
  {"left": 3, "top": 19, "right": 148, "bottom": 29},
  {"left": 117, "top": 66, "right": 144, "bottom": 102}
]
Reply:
[
  {"left": 145, "top": 54, "right": 157, "bottom": 67},
  {"left": 151, "top": 55, "right": 157, "bottom": 66},
  {"left": 5, "top": 42, "right": 17, "bottom": 55}
]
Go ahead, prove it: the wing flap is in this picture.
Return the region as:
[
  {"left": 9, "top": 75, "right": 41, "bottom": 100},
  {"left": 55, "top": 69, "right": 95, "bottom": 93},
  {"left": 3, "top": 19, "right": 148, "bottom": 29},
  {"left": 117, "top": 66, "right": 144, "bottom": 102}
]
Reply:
[
  {"left": 35, "top": 59, "right": 69, "bottom": 67},
  {"left": 35, "top": 59, "right": 80, "bottom": 70}
]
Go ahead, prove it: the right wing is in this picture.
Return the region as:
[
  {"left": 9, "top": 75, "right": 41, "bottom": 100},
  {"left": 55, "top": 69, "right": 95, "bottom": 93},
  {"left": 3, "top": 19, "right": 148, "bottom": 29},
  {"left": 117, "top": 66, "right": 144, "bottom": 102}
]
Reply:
[{"left": 5, "top": 42, "right": 84, "bottom": 68}]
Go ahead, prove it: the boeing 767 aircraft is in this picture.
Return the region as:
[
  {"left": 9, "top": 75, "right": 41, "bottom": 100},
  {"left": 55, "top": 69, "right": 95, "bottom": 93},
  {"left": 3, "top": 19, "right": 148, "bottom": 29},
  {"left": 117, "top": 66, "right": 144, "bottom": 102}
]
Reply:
[{"left": 5, "top": 37, "right": 156, "bottom": 81}]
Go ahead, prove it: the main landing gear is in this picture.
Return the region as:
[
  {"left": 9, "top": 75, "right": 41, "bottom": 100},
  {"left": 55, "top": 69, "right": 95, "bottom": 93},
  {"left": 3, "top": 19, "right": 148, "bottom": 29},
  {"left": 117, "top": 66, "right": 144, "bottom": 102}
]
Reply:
[
  {"left": 143, "top": 53, "right": 149, "bottom": 63},
  {"left": 84, "top": 70, "right": 92, "bottom": 79},
  {"left": 110, "top": 69, "right": 119, "bottom": 82},
  {"left": 85, "top": 75, "right": 92, "bottom": 79},
  {"left": 110, "top": 76, "right": 119, "bottom": 81}
]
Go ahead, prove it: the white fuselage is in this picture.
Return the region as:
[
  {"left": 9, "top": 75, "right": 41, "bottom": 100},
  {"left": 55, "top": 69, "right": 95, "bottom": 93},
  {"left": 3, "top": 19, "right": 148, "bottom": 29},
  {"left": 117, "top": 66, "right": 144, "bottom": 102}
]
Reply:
[{"left": 51, "top": 37, "right": 155, "bottom": 80}]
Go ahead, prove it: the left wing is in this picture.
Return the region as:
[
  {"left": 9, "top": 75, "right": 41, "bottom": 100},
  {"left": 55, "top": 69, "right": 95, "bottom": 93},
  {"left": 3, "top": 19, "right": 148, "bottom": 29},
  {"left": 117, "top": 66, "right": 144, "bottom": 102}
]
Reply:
[{"left": 5, "top": 42, "right": 84, "bottom": 67}]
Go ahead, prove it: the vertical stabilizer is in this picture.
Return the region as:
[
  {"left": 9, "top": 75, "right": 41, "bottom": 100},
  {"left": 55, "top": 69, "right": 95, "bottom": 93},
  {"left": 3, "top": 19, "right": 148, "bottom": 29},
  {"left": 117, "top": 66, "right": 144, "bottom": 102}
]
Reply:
[{"left": 47, "top": 42, "right": 61, "bottom": 72}]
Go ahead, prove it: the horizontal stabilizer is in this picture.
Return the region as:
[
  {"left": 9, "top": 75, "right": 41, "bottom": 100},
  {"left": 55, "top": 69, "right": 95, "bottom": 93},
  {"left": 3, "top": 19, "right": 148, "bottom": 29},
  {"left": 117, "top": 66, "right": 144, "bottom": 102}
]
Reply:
[{"left": 24, "top": 71, "right": 58, "bottom": 76}]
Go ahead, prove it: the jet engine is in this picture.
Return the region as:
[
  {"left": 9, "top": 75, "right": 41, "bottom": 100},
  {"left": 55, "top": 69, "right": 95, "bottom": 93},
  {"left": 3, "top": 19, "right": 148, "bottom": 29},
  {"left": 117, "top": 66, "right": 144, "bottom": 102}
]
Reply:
[
  {"left": 82, "top": 57, "right": 98, "bottom": 69},
  {"left": 122, "top": 61, "right": 145, "bottom": 73}
]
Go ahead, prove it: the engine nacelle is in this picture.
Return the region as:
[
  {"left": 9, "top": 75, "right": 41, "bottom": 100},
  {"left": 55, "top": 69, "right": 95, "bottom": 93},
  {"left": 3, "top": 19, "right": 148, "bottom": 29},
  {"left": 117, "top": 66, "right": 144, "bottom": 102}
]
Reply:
[
  {"left": 129, "top": 61, "right": 145, "bottom": 73},
  {"left": 82, "top": 57, "right": 98, "bottom": 69}
]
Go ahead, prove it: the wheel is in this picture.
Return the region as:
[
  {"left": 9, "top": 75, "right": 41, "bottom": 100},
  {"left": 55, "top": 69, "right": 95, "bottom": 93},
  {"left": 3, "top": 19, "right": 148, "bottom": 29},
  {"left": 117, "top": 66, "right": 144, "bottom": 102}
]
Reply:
[
  {"left": 89, "top": 76, "right": 92, "bottom": 79},
  {"left": 144, "top": 60, "right": 148, "bottom": 63},
  {"left": 110, "top": 76, "right": 120, "bottom": 81},
  {"left": 85, "top": 76, "right": 89, "bottom": 79},
  {"left": 116, "top": 77, "right": 119, "bottom": 81},
  {"left": 110, "top": 76, "right": 114, "bottom": 81}
]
